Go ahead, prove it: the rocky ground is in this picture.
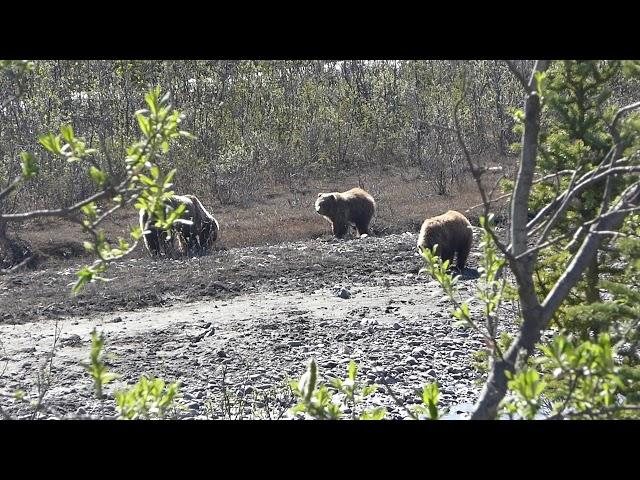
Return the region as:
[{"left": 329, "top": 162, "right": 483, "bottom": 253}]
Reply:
[{"left": 0, "top": 229, "right": 519, "bottom": 420}]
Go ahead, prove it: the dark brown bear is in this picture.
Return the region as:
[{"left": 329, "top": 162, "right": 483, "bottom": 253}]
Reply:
[
  {"left": 315, "top": 188, "right": 376, "bottom": 238},
  {"left": 139, "top": 194, "right": 220, "bottom": 256},
  {"left": 417, "top": 210, "right": 472, "bottom": 271},
  {"left": 183, "top": 194, "right": 220, "bottom": 251}
]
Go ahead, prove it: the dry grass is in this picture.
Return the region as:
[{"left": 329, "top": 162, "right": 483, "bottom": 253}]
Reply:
[{"left": 9, "top": 166, "right": 510, "bottom": 265}]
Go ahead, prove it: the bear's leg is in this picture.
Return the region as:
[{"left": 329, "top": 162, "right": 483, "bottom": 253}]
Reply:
[
  {"left": 439, "top": 247, "right": 455, "bottom": 268},
  {"left": 355, "top": 221, "right": 370, "bottom": 236},
  {"left": 333, "top": 221, "right": 348, "bottom": 238},
  {"left": 145, "top": 230, "right": 161, "bottom": 256},
  {"left": 456, "top": 244, "right": 471, "bottom": 271}
]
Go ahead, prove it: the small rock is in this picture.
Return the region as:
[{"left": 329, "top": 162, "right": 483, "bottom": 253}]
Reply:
[
  {"left": 288, "top": 341, "right": 303, "bottom": 347},
  {"left": 393, "top": 322, "right": 402, "bottom": 330},
  {"left": 110, "top": 316, "right": 123, "bottom": 323},
  {"left": 404, "top": 356, "right": 418, "bottom": 365},
  {"left": 335, "top": 287, "right": 351, "bottom": 299},
  {"left": 61, "top": 334, "right": 82, "bottom": 347},
  {"left": 411, "top": 347, "right": 427, "bottom": 358}
]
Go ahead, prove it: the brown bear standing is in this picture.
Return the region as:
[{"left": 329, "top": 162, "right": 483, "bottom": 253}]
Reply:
[
  {"left": 315, "top": 188, "right": 376, "bottom": 238},
  {"left": 417, "top": 210, "right": 472, "bottom": 271}
]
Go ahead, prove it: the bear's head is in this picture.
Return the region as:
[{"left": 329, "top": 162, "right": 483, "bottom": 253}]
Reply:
[{"left": 315, "top": 193, "right": 337, "bottom": 216}]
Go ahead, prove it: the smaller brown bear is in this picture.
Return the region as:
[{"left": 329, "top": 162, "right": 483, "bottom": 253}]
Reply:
[
  {"left": 417, "top": 210, "right": 472, "bottom": 271},
  {"left": 315, "top": 188, "right": 376, "bottom": 238}
]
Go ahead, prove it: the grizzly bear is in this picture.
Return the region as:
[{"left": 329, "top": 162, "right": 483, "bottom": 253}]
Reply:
[
  {"left": 139, "top": 194, "right": 220, "bottom": 256},
  {"left": 417, "top": 210, "right": 472, "bottom": 271},
  {"left": 183, "top": 194, "right": 220, "bottom": 251},
  {"left": 315, "top": 188, "right": 376, "bottom": 238}
]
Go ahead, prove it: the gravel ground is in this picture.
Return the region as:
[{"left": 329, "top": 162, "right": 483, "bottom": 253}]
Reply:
[{"left": 0, "top": 230, "right": 518, "bottom": 419}]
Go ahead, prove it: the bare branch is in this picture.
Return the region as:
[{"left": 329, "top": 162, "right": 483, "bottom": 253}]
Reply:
[
  {"left": 611, "top": 100, "right": 640, "bottom": 131},
  {"left": 515, "top": 231, "right": 574, "bottom": 260},
  {"left": 466, "top": 193, "right": 511, "bottom": 213},
  {"left": 452, "top": 74, "right": 512, "bottom": 260},
  {"left": 590, "top": 229, "right": 640, "bottom": 240},
  {"left": 466, "top": 170, "right": 577, "bottom": 214},
  {"left": 527, "top": 162, "right": 640, "bottom": 236},
  {"left": 0, "top": 179, "right": 124, "bottom": 222},
  {"left": 505, "top": 60, "right": 529, "bottom": 92},
  {"left": 0, "top": 255, "right": 34, "bottom": 275},
  {"left": 528, "top": 60, "right": 551, "bottom": 90},
  {"left": 534, "top": 169, "right": 577, "bottom": 183},
  {"left": 0, "top": 175, "right": 22, "bottom": 202},
  {"left": 535, "top": 168, "right": 580, "bottom": 247}
]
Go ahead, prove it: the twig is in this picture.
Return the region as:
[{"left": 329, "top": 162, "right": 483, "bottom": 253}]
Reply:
[{"left": 504, "top": 60, "right": 529, "bottom": 92}]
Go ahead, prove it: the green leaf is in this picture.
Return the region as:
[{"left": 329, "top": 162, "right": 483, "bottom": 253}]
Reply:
[
  {"left": 88, "top": 166, "right": 106, "bottom": 185},
  {"left": 179, "top": 130, "right": 196, "bottom": 139},
  {"left": 348, "top": 360, "right": 357, "bottom": 381},
  {"left": 534, "top": 71, "right": 546, "bottom": 96},
  {"left": 19, "top": 152, "right": 39, "bottom": 178},
  {"left": 360, "top": 407, "right": 387, "bottom": 420},
  {"left": 39, "top": 133, "right": 62, "bottom": 154},
  {"left": 145, "top": 89, "right": 159, "bottom": 115},
  {"left": 136, "top": 113, "right": 150, "bottom": 137},
  {"left": 163, "top": 168, "right": 177, "bottom": 187},
  {"left": 60, "top": 124, "right": 74, "bottom": 143},
  {"left": 300, "top": 359, "right": 318, "bottom": 403},
  {"left": 138, "top": 174, "right": 155, "bottom": 187}
]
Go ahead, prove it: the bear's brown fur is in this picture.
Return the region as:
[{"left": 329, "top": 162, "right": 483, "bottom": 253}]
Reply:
[
  {"left": 315, "top": 188, "right": 376, "bottom": 238},
  {"left": 139, "top": 194, "right": 220, "bottom": 257},
  {"left": 417, "top": 210, "right": 472, "bottom": 270},
  {"left": 183, "top": 194, "right": 220, "bottom": 250}
]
